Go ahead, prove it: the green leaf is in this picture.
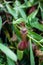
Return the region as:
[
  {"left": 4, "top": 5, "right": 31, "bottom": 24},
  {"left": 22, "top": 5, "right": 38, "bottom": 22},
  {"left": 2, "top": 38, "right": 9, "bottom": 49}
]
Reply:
[
  {"left": 26, "top": 1, "right": 32, "bottom": 7},
  {"left": 40, "top": 39, "right": 43, "bottom": 43},
  {"left": 14, "top": 0, "right": 20, "bottom": 7},
  {"left": 24, "top": 0, "right": 32, "bottom": 7},
  {"left": 7, "top": 57, "right": 15, "bottom": 65},
  {"left": 29, "top": 0, "right": 34, "bottom": 3},
  {"left": 0, "top": 63, "right": 4, "bottom": 65},
  {"left": 13, "top": 18, "right": 24, "bottom": 24},
  {"left": 13, "top": 0, "right": 27, "bottom": 21},
  {"left": 41, "top": 10, "right": 43, "bottom": 20},
  {"left": 0, "top": 43, "right": 17, "bottom": 62},
  {"left": 18, "top": 8, "right": 27, "bottom": 22},
  {"left": 29, "top": 39, "right": 35, "bottom": 65},
  {"left": 13, "top": 0, "right": 20, "bottom": 19},
  {"left": 0, "top": 39, "right": 2, "bottom": 43},
  {"left": 28, "top": 9, "right": 38, "bottom": 21},
  {"left": 0, "top": 17, "right": 2, "bottom": 30},
  {"left": 24, "top": 0, "right": 27, "bottom": 3},
  {"left": 13, "top": 25, "right": 21, "bottom": 38},
  {"left": 6, "top": 5, "right": 17, "bottom": 19},
  {"left": 28, "top": 30, "right": 43, "bottom": 41},
  {"left": 30, "top": 18, "right": 43, "bottom": 31},
  {"left": 39, "top": 2, "right": 43, "bottom": 20},
  {"left": 19, "top": 2, "right": 32, "bottom": 8},
  {"left": 17, "top": 50, "right": 23, "bottom": 60},
  {"left": 4, "top": 0, "right": 17, "bottom": 19}
]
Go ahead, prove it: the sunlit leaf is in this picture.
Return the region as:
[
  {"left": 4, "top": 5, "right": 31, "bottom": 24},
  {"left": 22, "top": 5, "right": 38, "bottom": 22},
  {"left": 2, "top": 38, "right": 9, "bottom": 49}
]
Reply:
[
  {"left": 28, "top": 9, "right": 38, "bottom": 21},
  {"left": 30, "top": 18, "right": 43, "bottom": 31},
  {"left": 13, "top": 18, "right": 24, "bottom": 24},
  {"left": 40, "top": 39, "right": 43, "bottom": 43},
  {"left": 29, "top": 39, "right": 35, "bottom": 65},
  {"left": 17, "top": 50, "right": 23, "bottom": 60},
  {"left": 29, "top": 0, "right": 34, "bottom": 3},
  {"left": 28, "top": 30, "right": 43, "bottom": 41},
  {"left": 13, "top": 25, "right": 21, "bottom": 41},
  {"left": 4, "top": 0, "right": 17, "bottom": 19},
  {"left": 0, "top": 43, "right": 17, "bottom": 62},
  {"left": 19, "top": 8, "right": 27, "bottom": 22},
  {"left": 40, "top": 2, "right": 43, "bottom": 20},
  {"left": 7, "top": 57, "right": 15, "bottom": 65}
]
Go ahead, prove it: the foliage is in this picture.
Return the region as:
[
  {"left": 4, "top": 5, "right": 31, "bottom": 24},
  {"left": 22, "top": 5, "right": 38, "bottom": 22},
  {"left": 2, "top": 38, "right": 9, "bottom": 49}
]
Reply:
[{"left": 0, "top": 0, "right": 43, "bottom": 65}]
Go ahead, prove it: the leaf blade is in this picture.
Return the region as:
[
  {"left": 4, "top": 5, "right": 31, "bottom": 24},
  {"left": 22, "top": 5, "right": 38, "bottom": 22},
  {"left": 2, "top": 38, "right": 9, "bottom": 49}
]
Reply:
[
  {"left": 0, "top": 43, "right": 17, "bottom": 62},
  {"left": 29, "top": 39, "right": 35, "bottom": 65}
]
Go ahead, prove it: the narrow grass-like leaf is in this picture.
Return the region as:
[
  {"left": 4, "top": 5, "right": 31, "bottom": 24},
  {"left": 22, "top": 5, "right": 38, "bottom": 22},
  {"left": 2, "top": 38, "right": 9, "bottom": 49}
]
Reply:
[
  {"left": 6, "top": 5, "right": 17, "bottom": 19},
  {"left": 18, "top": 8, "right": 27, "bottom": 22},
  {"left": 28, "top": 30, "right": 43, "bottom": 41},
  {"left": 29, "top": 39, "right": 35, "bottom": 65},
  {"left": 4, "top": 0, "right": 17, "bottom": 19},
  {"left": 13, "top": 18, "right": 24, "bottom": 24},
  {"left": 13, "top": 25, "right": 21, "bottom": 41},
  {"left": 7, "top": 57, "right": 15, "bottom": 65},
  {"left": 24, "top": 0, "right": 28, "bottom": 3},
  {"left": 0, "top": 43, "right": 17, "bottom": 62},
  {"left": 40, "top": 39, "right": 43, "bottom": 43},
  {"left": 30, "top": 18, "right": 43, "bottom": 31},
  {"left": 28, "top": 9, "right": 38, "bottom": 21},
  {"left": 40, "top": 2, "right": 43, "bottom": 20}
]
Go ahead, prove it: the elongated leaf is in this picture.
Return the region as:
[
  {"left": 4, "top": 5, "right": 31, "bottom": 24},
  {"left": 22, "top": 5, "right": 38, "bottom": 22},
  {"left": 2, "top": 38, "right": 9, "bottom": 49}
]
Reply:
[
  {"left": 7, "top": 57, "right": 15, "bottom": 65},
  {"left": 40, "top": 2, "right": 43, "bottom": 20},
  {"left": 40, "top": 39, "right": 43, "bottom": 43},
  {"left": 29, "top": 0, "right": 34, "bottom": 3},
  {"left": 6, "top": 5, "right": 17, "bottom": 19},
  {"left": 13, "top": 25, "right": 21, "bottom": 37},
  {"left": 0, "top": 17, "right": 2, "bottom": 30},
  {"left": 18, "top": 8, "right": 27, "bottom": 22},
  {"left": 0, "top": 39, "right": 2, "bottom": 43},
  {"left": 28, "top": 30, "right": 43, "bottom": 41},
  {"left": 28, "top": 9, "right": 38, "bottom": 21},
  {"left": 30, "top": 18, "right": 43, "bottom": 31},
  {"left": 4, "top": 0, "right": 17, "bottom": 19},
  {"left": 29, "top": 39, "right": 35, "bottom": 65},
  {"left": 17, "top": 50, "right": 23, "bottom": 60},
  {"left": 26, "top": 1, "right": 32, "bottom": 7},
  {"left": 14, "top": 0, "right": 20, "bottom": 7},
  {"left": 0, "top": 43, "right": 17, "bottom": 62},
  {"left": 13, "top": 18, "right": 24, "bottom": 24},
  {"left": 41, "top": 10, "right": 43, "bottom": 20},
  {"left": 13, "top": 0, "right": 20, "bottom": 19},
  {"left": 19, "top": 3, "right": 31, "bottom": 8}
]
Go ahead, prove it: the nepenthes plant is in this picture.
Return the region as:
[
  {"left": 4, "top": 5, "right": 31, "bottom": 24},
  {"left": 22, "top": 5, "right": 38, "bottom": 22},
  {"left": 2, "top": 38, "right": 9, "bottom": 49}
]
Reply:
[{"left": 0, "top": 0, "right": 43, "bottom": 65}]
